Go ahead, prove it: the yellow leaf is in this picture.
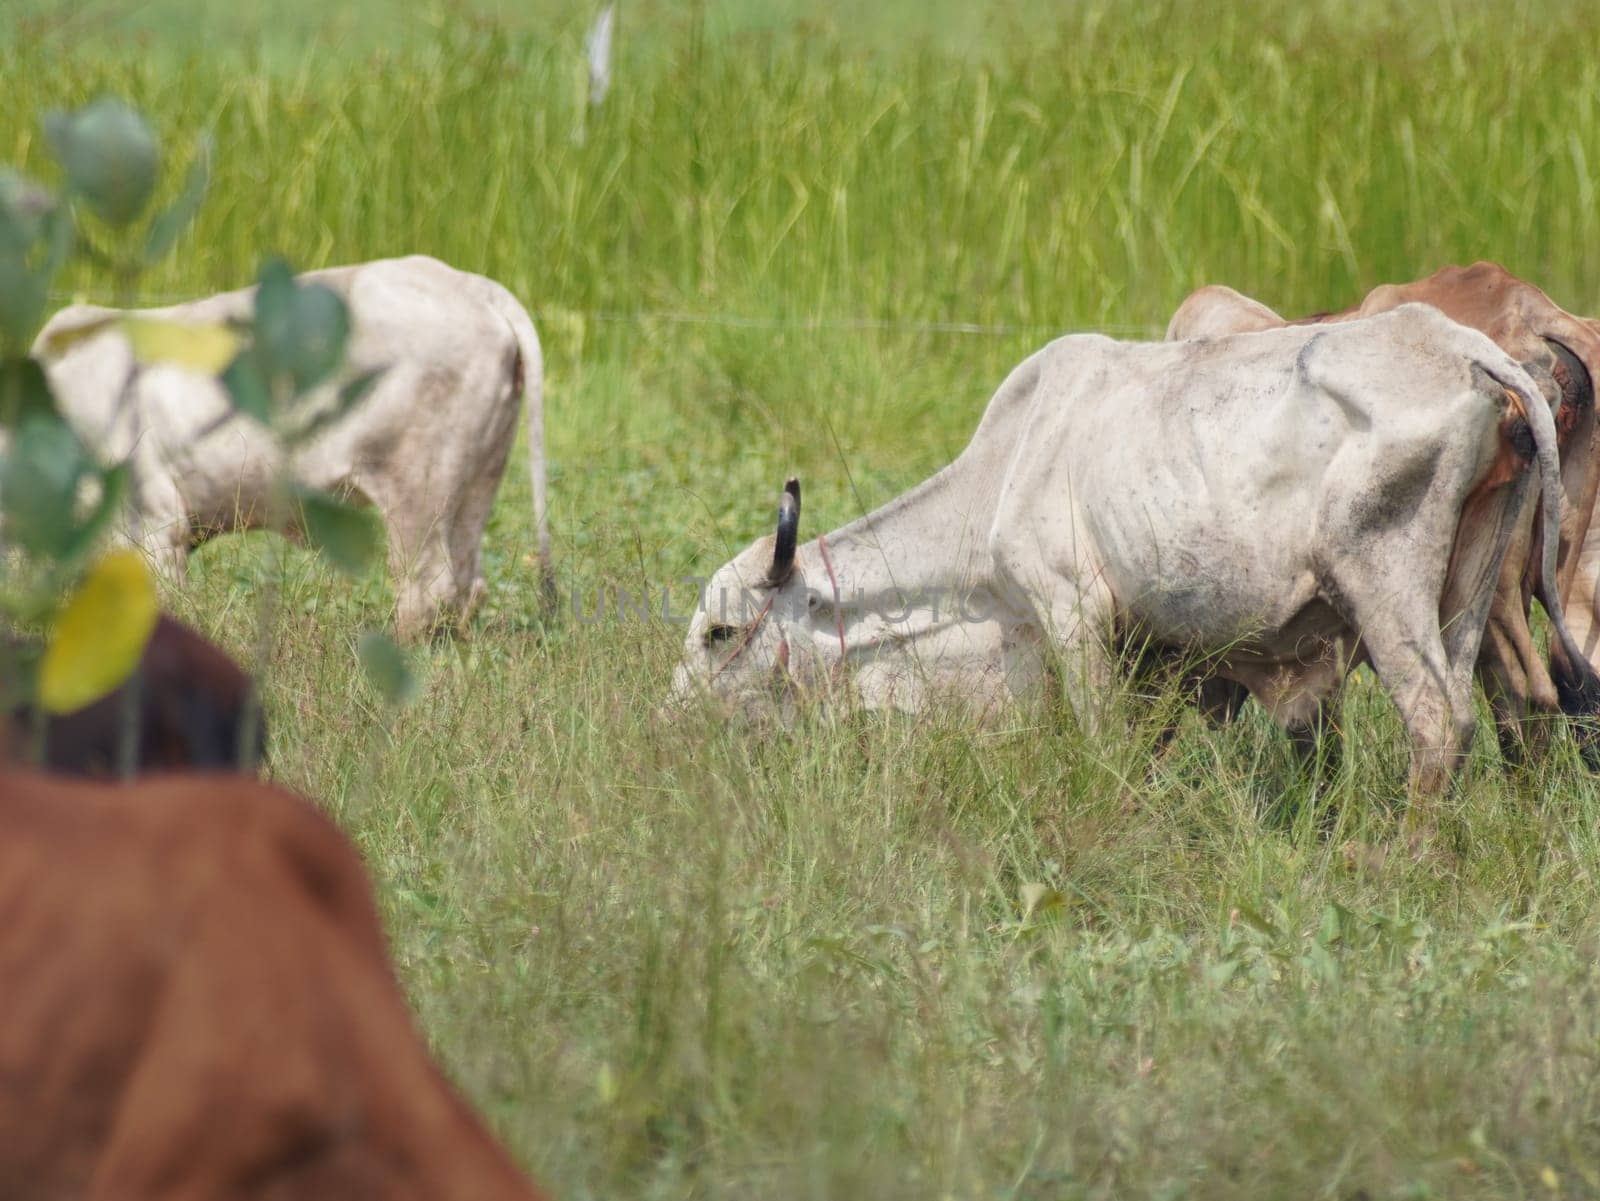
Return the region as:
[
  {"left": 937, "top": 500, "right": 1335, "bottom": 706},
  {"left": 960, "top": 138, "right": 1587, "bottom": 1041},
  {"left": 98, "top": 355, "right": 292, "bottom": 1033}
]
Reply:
[
  {"left": 121, "top": 317, "right": 243, "bottom": 373},
  {"left": 39, "top": 315, "right": 243, "bottom": 374},
  {"left": 37, "top": 313, "right": 120, "bottom": 358},
  {"left": 1019, "top": 882, "right": 1066, "bottom": 919},
  {"left": 39, "top": 549, "right": 159, "bottom": 714},
  {"left": 1542, "top": 1166, "right": 1561, "bottom": 1192}
]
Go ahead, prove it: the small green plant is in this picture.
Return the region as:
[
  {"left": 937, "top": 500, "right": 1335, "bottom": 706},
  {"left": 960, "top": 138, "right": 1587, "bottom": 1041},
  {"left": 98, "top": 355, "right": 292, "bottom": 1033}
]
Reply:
[{"left": 0, "top": 98, "right": 413, "bottom": 767}]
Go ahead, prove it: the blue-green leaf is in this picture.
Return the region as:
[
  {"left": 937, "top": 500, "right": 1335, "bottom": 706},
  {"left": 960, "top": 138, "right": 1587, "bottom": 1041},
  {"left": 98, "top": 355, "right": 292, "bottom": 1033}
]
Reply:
[{"left": 357, "top": 629, "right": 416, "bottom": 706}]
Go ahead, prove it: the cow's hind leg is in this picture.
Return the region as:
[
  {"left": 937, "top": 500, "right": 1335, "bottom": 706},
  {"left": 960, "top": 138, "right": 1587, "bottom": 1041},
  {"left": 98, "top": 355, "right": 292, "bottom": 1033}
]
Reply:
[
  {"left": 1478, "top": 610, "right": 1578, "bottom": 770},
  {"left": 1322, "top": 562, "right": 1470, "bottom": 818},
  {"left": 138, "top": 530, "right": 190, "bottom": 584},
  {"left": 1343, "top": 446, "right": 1530, "bottom": 806},
  {"left": 1359, "top": 622, "right": 1464, "bottom": 800},
  {"left": 446, "top": 469, "right": 504, "bottom": 629},
  {"left": 382, "top": 507, "right": 462, "bottom": 642},
  {"left": 1323, "top": 552, "right": 1467, "bottom": 805}
]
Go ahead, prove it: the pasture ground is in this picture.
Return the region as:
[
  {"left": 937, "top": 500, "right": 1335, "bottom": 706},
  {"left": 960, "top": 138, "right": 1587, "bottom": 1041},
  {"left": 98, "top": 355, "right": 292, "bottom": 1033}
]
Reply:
[{"left": 9, "top": 2, "right": 1600, "bottom": 1196}]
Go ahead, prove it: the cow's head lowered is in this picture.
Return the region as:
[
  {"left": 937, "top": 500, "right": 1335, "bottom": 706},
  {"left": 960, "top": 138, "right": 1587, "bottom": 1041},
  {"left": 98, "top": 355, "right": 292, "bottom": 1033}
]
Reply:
[
  {"left": 670, "top": 475, "right": 1035, "bottom": 720},
  {"left": 671, "top": 479, "right": 817, "bottom": 716}
]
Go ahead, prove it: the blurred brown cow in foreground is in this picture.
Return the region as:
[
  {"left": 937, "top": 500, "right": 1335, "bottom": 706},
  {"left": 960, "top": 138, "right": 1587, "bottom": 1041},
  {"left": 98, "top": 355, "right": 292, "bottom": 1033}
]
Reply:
[
  {"left": 3, "top": 615, "right": 262, "bottom": 776},
  {"left": 0, "top": 769, "right": 549, "bottom": 1201},
  {"left": 1167, "top": 262, "right": 1600, "bottom": 760}
]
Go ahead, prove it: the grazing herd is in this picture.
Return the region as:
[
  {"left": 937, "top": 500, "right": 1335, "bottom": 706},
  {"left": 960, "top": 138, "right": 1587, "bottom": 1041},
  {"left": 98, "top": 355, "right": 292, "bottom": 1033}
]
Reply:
[
  {"left": 676, "top": 298, "right": 1576, "bottom": 797},
  {"left": 6, "top": 256, "right": 1600, "bottom": 1194},
  {"left": 680, "top": 260, "right": 1600, "bottom": 799}
]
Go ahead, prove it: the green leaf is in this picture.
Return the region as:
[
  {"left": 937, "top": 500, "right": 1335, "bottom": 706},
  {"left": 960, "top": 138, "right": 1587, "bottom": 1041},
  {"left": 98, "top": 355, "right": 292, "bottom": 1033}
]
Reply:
[
  {"left": 52, "top": 462, "right": 128, "bottom": 568},
  {"left": 283, "top": 282, "right": 349, "bottom": 391},
  {"left": 337, "top": 365, "right": 385, "bottom": 412},
  {"left": 38, "top": 548, "right": 158, "bottom": 713},
  {"left": 295, "top": 488, "right": 381, "bottom": 577},
  {"left": 1231, "top": 901, "right": 1282, "bottom": 940},
  {"left": 0, "top": 357, "right": 60, "bottom": 429},
  {"left": 44, "top": 99, "right": 161, "bottom": 228},
  {"left": 0, "top": 174, "right": 67, "bottom": 351},
  {"left": 357, "top": 629, "right": 416, "bottom": 706},
  {"left": 1317, "top": 902, "right": 1344, "bottom": 948},
  {"left": 252, "top": 257, "right": 350, "bottom": 394},
  {"left": 221, "top": 348, "right": 273, "bottom": 423},
  {"left": 282, "top": 365, "right": 388, "bottom": 447},
  {"left": 0, "top": 169, "right": 57, "bottom": 253},
  {"left": 0, "top": 256, "right": 50, "bottom": 353},
  {"left": 252, "top": 256, "right": 299, "bottom": 379},
  {"left": 1204, "top": 957, "right": 1242, "bottom": 988},
  {"left": 0, "top": 638, "right": 38, "bottom": 712},
  {"left": 0, "top": 413, "right": 97, "bottom": 558},
  {"left": 143, "top": 131, "right": 211, "bottom": 263}
]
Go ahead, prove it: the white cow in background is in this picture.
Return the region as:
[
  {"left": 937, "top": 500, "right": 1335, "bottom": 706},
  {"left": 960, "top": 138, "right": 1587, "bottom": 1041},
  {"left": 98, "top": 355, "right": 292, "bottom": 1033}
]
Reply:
[
  {"left": 34, "top": 256, "right": 548, "bottom": 639},
  {"left": 672, "top": 305, "right": 1581, "bottom": 797}
]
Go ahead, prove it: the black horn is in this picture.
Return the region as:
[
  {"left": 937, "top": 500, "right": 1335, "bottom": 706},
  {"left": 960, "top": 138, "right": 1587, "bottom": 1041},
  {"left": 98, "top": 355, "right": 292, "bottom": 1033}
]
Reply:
[{"left": 765, "top": 477, "right": 801, "bottom": 587}]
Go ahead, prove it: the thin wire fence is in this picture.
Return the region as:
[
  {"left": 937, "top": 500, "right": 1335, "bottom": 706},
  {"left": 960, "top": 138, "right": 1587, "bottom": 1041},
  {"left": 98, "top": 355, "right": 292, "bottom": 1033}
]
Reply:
[{"left": 44, "top": 291, "right": 1164, "bottom": 340}]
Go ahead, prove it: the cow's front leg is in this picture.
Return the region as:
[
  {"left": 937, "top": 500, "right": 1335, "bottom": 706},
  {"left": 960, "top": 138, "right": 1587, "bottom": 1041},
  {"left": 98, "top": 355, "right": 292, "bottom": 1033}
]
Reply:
[
  {"left": 1029, "top": 579, "right": 1117, "bottom": 738},
  {"left": 990, "top": 517, "right": 1119, "bottom": 737}
]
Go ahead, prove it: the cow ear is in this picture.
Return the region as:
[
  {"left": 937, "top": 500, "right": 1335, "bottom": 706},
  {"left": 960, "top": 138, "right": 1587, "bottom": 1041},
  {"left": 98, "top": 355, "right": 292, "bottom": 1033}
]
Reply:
[
  {"left": 1544, "top": 337, "right": 1594, "bottom": 417},
  {"left": 764, "top": 478, "right": 801, "bottom": 587}
]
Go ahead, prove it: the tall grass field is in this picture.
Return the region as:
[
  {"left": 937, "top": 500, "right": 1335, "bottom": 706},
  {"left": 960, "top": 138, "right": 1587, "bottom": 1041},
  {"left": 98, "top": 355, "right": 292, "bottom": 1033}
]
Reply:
[{"left": 10, "top": 1, "right": 1600, "bottom": 1196}]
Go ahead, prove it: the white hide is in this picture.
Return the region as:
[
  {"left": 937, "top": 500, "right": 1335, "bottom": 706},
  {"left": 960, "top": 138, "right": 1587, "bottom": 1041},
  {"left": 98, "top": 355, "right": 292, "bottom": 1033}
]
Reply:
[
  {"left": 33, "top": 256, "right": 547, "bottom": 639},
  {"left": 675, "top": 305, "right": 1570, "bottom": 793}
]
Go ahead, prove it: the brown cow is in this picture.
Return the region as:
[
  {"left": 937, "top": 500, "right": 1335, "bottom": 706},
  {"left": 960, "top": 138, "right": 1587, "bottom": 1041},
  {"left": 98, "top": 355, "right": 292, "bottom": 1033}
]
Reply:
[
  {"left": 3, "top": 615, "right": 264, "bottom": 776},
  {"left": 0, "top": 769, "right": 549, "bottom": 1200},
  {"left": 1168, "top": 263, "right": 1600, "bottom": 762}
]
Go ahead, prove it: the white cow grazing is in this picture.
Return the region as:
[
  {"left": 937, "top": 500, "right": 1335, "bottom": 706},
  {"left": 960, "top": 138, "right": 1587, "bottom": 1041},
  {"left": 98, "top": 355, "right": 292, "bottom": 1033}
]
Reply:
[
  {"left": 33, "top": 255, "right": 548, "bottom": 639},
  {"left": 672, "top": 305, "right": 1582, "bottom": 796}
]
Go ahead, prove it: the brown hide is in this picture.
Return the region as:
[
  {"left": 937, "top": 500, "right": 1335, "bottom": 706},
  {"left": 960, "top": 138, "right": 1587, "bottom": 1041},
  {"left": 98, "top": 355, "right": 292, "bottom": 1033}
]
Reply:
[
  {"left": 1174, "top": 263, "right": 1600, "bottom": 756},
  {"left": 3, "top": 616, "right": 264, "bottom": 776},
  {"left": 1331, "top": 265, "right": 1600, "bottom": 748},
  {"left": 0, "top": 770, "right": 549, "bottom": 1201}
]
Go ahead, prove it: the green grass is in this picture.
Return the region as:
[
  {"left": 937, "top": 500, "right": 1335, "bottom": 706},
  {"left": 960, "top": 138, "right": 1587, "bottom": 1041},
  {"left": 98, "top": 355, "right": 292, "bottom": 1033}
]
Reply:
[{"left": 11, "top": 1, "right": 1600, "bottom": 1196}]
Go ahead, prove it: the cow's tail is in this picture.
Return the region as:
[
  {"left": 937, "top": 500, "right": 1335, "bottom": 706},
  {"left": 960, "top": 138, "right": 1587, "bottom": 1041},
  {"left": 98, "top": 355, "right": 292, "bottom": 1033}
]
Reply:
[
  {"left": 1503, "top": 364, "right": 1600, "bottom": 724},
  {"left": 480, "top": 280, "right": 551, "bottom": 599}
]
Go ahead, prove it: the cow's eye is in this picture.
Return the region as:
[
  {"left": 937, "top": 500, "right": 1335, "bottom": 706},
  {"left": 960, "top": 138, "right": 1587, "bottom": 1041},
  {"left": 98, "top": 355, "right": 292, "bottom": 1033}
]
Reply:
[{"left": 704, "top": 623, "right": 741, "bottom": 646}]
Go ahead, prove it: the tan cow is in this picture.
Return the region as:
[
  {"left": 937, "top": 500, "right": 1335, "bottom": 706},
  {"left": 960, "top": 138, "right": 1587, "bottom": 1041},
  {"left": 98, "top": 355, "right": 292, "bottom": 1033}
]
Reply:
[
  {"left": 1168, "top": 263, "right": 1600, "bottom": 759},
  {"left": 0, "top": 769, "right": 549, "bottom": 1200},
  {"left": 34, "top": 256, "right": 549, "bottom": 640}
]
